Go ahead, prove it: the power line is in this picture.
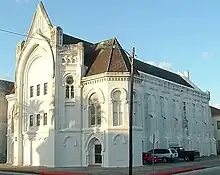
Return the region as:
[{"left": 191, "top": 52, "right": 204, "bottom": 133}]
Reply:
[
  {"left": 0, "top": 28, "right": 49, "bottom": 41},
  {"left": 0, "top": 27, "right": 143, "bottom": 59},
  {"left": 0, "top": 28, "right": 27, "bottom": 38}
]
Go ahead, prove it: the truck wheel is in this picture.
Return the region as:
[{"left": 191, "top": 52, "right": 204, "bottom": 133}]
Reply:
[
  {"left": 184, "top": 156, "right": 189, "bottom": 161},
  {"left": 162, "top": 157, "right": 168, "bottom": 163}
]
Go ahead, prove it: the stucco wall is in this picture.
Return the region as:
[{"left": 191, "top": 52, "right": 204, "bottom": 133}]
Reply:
[{"left": 212, "top": 115, "right": 220, "bottom": 150}]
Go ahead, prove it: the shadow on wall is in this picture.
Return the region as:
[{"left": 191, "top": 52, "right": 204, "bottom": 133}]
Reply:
[
  {"left": 23, "top": 100, "right": 44, "bottom": 114},
  {"left": 22, "top": 99, "right": 54, "bottom": 167},
  {"left": 21, "top": 94, "right": 142, "bottom": 167},
  {"left": 24, "top": 96, "right": 84, "bottom": 167},
  {"left": 23, "top": 95, "right": 133, "bottom": 168}
]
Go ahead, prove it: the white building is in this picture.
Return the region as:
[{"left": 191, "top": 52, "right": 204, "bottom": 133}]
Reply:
[
  {"left": 0, "top": 80, "right": 14, "bottom": 163},
  {"left": 6, "top": 2, "right": 216, "bottom": 168},
  {"left": 210, "top": 106, "right": 220, "bottom": 154}
]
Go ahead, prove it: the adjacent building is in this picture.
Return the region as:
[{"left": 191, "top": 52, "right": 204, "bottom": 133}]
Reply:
[
  {"left": 211, "top": 106, "right": 220, "bottom": 154},
  {"left": 6, "top": 2, "right": 216, "bottom": 168},
  {"left": 0, "top": 80, "right": 14, "bottom": 163}
]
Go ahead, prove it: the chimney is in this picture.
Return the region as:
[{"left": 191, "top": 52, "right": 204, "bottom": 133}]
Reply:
[{"left": 184, "top": 71, "right": 190, "bottom": 79}]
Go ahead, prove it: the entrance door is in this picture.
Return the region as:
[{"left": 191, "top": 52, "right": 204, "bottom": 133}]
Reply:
[{"left": 94, "top": 144, "right": 102, "bottom": 164}]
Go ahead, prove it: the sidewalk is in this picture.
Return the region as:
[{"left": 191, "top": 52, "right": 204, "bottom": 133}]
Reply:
[{"left": 0, "top": 156, "right": 219, "bottom": 175}]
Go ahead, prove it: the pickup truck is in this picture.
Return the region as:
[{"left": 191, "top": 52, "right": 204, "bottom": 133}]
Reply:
[{"left": 169, "top": 146, "right": 200, "bottom": 161}]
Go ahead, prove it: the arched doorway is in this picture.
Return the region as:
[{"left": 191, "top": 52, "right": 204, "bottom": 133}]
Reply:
[{"left": 88, "top": 138, "right": 102, "bottom": 166}]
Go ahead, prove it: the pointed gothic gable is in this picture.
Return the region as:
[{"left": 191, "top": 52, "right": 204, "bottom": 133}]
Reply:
[{"left": 26, "top": 1, "right": 53, "bottom": 39}]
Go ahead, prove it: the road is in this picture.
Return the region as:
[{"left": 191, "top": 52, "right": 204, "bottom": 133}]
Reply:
[
  {"left": 178, "top": 166, "right": 220, "bottom": 175},
  {"left": 0, "top": 172, "right": 34, "bottom": 175}
]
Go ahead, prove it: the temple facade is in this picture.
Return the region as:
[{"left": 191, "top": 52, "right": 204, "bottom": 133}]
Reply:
[{"left": 6, "top": 2, "right": 216, "bottom": 168}]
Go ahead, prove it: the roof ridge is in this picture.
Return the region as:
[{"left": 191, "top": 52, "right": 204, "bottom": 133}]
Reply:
[
  {"left": 135, "top": 58, "right": 179, "bottom": 76},
  {"left": 63, "top": 33, "right": 94, "bottom": 45},
  {"left": 95, "top": 37, "right": 117, "bottom": 45},
  {"left": 114, "top": 39, "right": 129, "bottom": 72},
  {"left": 106, "top": 39, "right": 115, "bottom": 72}
]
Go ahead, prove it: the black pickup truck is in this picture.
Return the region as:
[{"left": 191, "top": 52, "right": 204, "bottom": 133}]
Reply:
[{"left": 169, "top": 146, "right": 200, "bottom": 161}]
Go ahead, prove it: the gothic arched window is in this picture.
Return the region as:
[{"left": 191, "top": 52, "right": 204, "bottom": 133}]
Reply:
[
  {"left": 65, "top": 75, "right": 74, "bottom": 99},
  {"left": 133, "top": 92, "right": 138, "bottom": 126},
  {"left": 112, "top": 90, "right": 123, "bottom": 126},
  {"left": 89, "top": 93, "right": 101, "bottom": 127}
]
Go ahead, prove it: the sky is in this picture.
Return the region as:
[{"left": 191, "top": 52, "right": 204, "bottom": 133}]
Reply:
[{"left": 0, "top": 0, "right": 220, "bottom": 106}]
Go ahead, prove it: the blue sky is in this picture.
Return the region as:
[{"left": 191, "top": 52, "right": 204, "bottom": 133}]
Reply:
[{"left": 0, "top": 0, "right": 219, "bottom": 106}]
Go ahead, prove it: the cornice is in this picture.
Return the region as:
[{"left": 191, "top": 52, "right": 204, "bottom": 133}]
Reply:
[
  {"left": 140, "top": 73, "right": 209, "bottom": 101},
  {"left": 81, "top": 72, "right": 143, "bottom": 86}
]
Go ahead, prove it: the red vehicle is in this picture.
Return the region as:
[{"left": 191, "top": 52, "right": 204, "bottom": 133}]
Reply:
[{"left": 142, "top": 152, "right": 161, "bottom": 165}]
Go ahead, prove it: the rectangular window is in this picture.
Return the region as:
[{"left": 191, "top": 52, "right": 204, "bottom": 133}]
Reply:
[
  {"left": 29, "top": 115, "right": 33, "bottom": 127},
  {"left": 30, "top": 86, "right": 34, "bottom": 98},
  {"left": 36, "top": 114, "right": 40, "bottom": 126},
  {"left": 160, "top": 96, "right": 164, "bottom": 117},
  {"left": 172, "top": 99, "right": 176, "bottom": 117},
  {"left": 43, "top": 113, "right": 47, "bottom": 125},
  {"left": 113, "top": 102, "right": 122, "bottom": 126},
  {"left": 44, "top": 83, "right": 48, "bottom": 95},
  {"left": 90, "top": 105, "right": 96, "bottom": 126},
  {"left": 192, "top": 103, "right": 195, "bottom": 113},
  {"left": 37, "top": 84, "right": 40, "bottom": 96},
  {"left": 183, "top": 101, "right": 186, "bottom": 118},
  {"left": 217, "top": 121, "right": 220, "bottom": 130}
]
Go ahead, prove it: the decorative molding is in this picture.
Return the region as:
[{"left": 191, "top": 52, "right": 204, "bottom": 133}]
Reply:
[
  {"left": 140, "top": 73, "right": 209, "bottom": 100},
  {"left": 85, "top": 88, "right": 105, "bottom": 105},
  {"left": 63, "top": 136, "right": 78, "bottom": 147},
  {"left": 110, "top": 88, "right": 128, "bottom": 101},
  {"left": 112, "top": 134, "right": 126, "bottom": 145},
  {"left": 84, "top": 132, "right": 105, "bottom": 152}
]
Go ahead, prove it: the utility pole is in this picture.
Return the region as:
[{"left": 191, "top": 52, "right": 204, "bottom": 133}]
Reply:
[{"left": 129, "top": 47, "right": 135, "bottom": 175}]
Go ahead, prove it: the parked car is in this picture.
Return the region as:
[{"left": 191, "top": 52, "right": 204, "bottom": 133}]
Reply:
[
  {"left": 148, "top": 148, "right": 178, "bottom": 163},
  {"left": 142, "top": 152, "right": 161, "bottom": 165},
  {"left": 169, "top": 146, "right": 200, "bottom": 161}
]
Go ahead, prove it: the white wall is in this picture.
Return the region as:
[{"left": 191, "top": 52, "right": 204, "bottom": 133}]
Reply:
[{"left": 212, "top": 115, "right": 220, "bottom": 151}]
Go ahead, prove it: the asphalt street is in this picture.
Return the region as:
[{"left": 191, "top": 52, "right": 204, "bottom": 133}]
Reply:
[
  {"left": 178, "top": 166, "right": 220, "bottom": 175},
  {"left": 0, "top": 172, "right": 34, "bottom": 175}
]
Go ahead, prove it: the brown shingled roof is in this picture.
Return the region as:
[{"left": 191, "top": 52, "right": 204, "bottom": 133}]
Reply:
[
  {"left": 62, "top": 34, "right": 194, "bottom": 88},
  {"left": 86, "top": 38, "right": 136, "bottom": 76}
]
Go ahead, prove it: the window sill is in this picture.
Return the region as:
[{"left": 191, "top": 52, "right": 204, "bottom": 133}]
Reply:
[
  {"left": 82, "top": 126, "right": 102, "bottom": 132},
  {"left": 65, "top": 100, "right": 75, "bottom": 105}
]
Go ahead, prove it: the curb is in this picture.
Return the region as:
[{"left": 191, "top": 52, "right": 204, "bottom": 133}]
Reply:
[
  {"left": 146, "top": 166, "right": 206, "bottom": 175},
  {"left": 40, "top": 172, "right": 89, "bottom": 175}
]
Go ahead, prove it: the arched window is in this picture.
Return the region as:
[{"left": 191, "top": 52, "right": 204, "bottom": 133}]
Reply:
[
  {"left": 112, "top": 90, "right": 123, "bottom": 126},
  {"left": 133, "top": 92, "right": 138, "bottom": 126},
  {"left": 89, "top": 93, "right": 101, "bottom": 127},
  {"left": 65, "top": 75, "right": 74, "bottom": 99}
]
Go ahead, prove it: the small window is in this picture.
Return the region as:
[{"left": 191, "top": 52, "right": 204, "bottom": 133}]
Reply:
[
  {"left": 37, "top": 84, "right": 40, "bottom": 96},
  {"left": 36, "top": 114, "right": 40, "bottom": 126},
  {"left": 43, "top": 113, "right": 47, "bottom": 125},
  {"left": 30, "top": 86, "right": 34, "bottom": 98},
  {"left": 65, "top": 75, "right": 74, "bottom": 99},
  {"left": 217, "top": 121, "right": 220, "bottom": 129},
  {"left": 44, "top": 83, "right": 48, "bottom": 95},
  {"left": 29, "top": 115, "right": 33, "bottom": 127}
]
